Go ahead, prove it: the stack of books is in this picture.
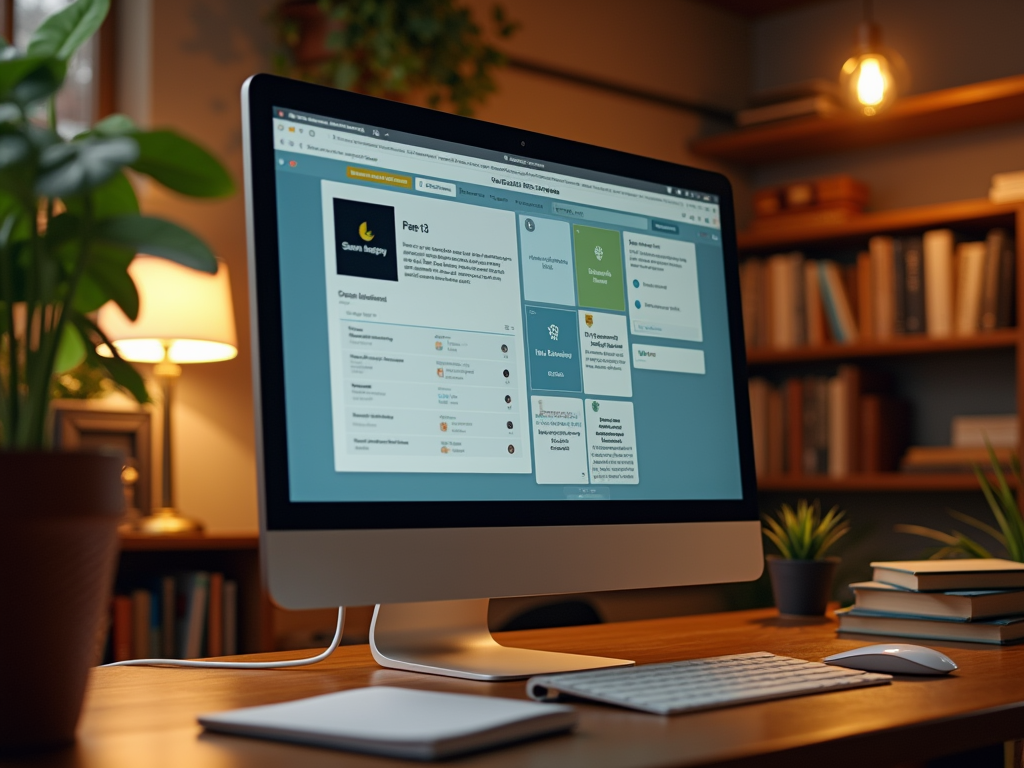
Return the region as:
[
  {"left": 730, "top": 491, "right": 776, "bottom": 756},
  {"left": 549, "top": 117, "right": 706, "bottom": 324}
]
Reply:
[
  {"left": 109, "top": 570, "right": 238, "bottom": 662},
  {"left": 837, "top": 559, "right": 1024, "bottom": 644},
  {"left": 739, "top": 227, "right": 1016, "bottom": 352}
]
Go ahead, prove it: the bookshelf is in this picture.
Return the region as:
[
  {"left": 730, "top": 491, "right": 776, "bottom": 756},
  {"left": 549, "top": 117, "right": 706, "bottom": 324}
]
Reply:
[
  {"left": 692, "top": 73, "right": 1024, "bottom": 165},
  {"left": 743, "top": 198, "right": 1024, "bottom": 494},
  {"left": 114, "top": 532, "right": 271, "bottom": 655}
]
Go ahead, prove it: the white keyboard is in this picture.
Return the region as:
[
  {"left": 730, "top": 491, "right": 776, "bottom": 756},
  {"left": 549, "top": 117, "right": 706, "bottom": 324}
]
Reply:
[{"left": 526, "top": 652, "right": 892, "bottom": 715}]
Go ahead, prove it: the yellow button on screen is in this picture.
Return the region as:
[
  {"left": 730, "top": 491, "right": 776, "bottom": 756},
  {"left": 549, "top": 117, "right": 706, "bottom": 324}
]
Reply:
[{"left": 346, "top": 167, "right": 412, "bottom": 188}]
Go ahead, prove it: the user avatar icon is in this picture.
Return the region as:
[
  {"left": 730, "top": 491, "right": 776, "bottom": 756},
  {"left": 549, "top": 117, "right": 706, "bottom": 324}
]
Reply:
[
  {"left": 507, "top": 445, "right": 515, "bottom": 454},
  {"left": 504, "top": 395, "right": 512, "bottom": 404},
  {"left": 437, "top": 368, "right": 444, "bottom": 377},
  {"left": 635, "top": 300, "right": 641, "bottom": 309},
  {"left": 507, "top": 421, "right": 513, "bottom": 430},
  {"left": 502, "top": 369, "right": 510, "bottom": 378},
  {"left": 440, "top": 422, "right": 448, "bottom": 432},
  {"left": 435, "top": 341, "right": 443, "bottom": 350},
  {"left": 501, "top": 344, "right": 508, "bottom": 353},
  {"left": 633, "top": 279, "right": 640, "bottom": 288},
  {"left": 524, "top": 218, "right": 535, "bottom": 232}
]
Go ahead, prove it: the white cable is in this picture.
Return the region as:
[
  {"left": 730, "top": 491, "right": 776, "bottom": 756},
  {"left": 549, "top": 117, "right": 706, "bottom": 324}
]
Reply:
[{"left": 102, "top": 607, "right": 345, "bottom": 669}]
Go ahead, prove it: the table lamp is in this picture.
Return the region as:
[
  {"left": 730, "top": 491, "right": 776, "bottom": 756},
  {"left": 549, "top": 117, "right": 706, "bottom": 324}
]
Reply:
[{"left": 97, "top": 255, "right": 238, "bottom": 534}]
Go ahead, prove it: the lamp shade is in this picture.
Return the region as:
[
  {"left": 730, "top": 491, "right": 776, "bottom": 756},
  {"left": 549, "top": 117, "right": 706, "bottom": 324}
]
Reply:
[{"left": 97, "top": 256, "right": 238, "bottom": 364}]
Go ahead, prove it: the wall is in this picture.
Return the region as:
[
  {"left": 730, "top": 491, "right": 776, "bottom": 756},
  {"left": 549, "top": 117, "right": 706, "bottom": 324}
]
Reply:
[
  {"left": 134, "top": 0, "right": 751, "bottom": 533},
  {"left": 749, "top": 0, "right": 1024, "bottom": 207}
]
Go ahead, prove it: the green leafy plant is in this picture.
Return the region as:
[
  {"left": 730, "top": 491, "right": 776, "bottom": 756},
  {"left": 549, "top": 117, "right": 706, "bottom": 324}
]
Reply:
[
  {"left": 274, "top": 0, "right": 518, "bottom": 115},
  {"left": 762, "top": 499, "right": 850, "bottom": 561},
  {"left": 0, "top": 0, "right": 233, "bottom": 450},
  {"left": 896, "top": 445, "right": 1024, "bottom": 561}
]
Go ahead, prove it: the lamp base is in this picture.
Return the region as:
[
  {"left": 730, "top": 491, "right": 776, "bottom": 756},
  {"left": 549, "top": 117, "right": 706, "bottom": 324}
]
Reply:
[{"left": 136, "top": 507, "right": 205, "bottom": 535}]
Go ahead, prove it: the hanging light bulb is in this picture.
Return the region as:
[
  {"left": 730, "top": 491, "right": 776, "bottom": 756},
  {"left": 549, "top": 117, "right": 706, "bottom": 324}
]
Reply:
[{"left": 839, "top": 0, "right": 908, "bottom": 116}]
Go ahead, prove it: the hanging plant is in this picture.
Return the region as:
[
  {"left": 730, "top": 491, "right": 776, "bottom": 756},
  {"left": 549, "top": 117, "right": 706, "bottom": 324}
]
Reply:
[{"left": 272, "top": 0, "right": 518, "bottom": 116}]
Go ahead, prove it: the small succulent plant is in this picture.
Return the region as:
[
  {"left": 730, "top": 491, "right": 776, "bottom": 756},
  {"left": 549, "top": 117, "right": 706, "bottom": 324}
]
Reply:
[{"left": 762, "top": 499, "right": 850, "bottom": 561}]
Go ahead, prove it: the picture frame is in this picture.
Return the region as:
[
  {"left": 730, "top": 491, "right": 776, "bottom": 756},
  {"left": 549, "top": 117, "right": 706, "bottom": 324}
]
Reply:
[{"left": 52, "top": 405, "right": 152, "bottom": 516}]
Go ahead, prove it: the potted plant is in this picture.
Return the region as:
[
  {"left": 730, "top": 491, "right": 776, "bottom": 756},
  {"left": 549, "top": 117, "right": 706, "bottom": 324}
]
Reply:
[
  {"left": 272, "top": 0, "right": 518, "bottom": 115},
  {"left": 0, "top": 0, "right": 232, "bottom": 752},
  {"left": 897, "top": 445, "right": 1024, "bottom": 561},
  {"left": 763, "top": 500, "right": 850, "bottom": 617}
]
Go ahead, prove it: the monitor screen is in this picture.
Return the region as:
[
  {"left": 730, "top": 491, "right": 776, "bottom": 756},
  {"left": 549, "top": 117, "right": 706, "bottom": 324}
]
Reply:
[{"left": 268, "top": 106, "right": 742, "bottom": 509}]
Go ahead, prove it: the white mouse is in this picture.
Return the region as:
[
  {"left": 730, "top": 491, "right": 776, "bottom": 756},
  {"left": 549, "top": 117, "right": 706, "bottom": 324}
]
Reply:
[{"left": 824, "top": 644, "right": 958, "bottom": 675}]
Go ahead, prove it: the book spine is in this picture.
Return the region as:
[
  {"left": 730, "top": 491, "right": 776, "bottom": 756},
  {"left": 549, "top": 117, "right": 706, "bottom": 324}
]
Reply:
[
  {"left": 132, "top": 589, "right": 151, "bottom": 661},
  {"left": 785, "top": 378, "right": 804, "bottom": 476},
  {"left": 223, "top": 580, "right": 238, "bottom": 656},
  {"left": 208, "top": 572, "right": 224, "bottom": 658},
  {"left": 804, "top": 260, "right": 825, "bottom": 346},
  {"left": 860, "top": 394, "right": 882, "bottom": 473},
  {"left": 903, "top": 236, "right": 926, "bottom": 334},
  {"left": 113, "top": 595, "right": 133, "bottom": 663},
  {"left": 892, "top": 238, "right": 906, "bottom": 335},
  {"left": 186, "top": 572, "right": 210, "bottom": 659},
  {"left": 768, "top": 255, "right": 792, "bottom": 348},
  {"left": 956, "top": 242, "right": 987, "bottom": 336},
  {"left": 869, "top": 236, "right": 895, "bottom": 340},
  {"left": 857, "top": 251, "right": 873, "bottom": 341},
  {"left": 838, "top": 364, "right": 861, "bottom": 474},
  {"left": 767, "top": 386, "right": 785, "bottom": 476},
  {"left": 821, "top": 262, "right": 859, "bottom": 342},
  {"left": 792, "top": 253, "right": 806, "bottom": 347},
  {"left": 981, "top": 229, "right": 1007, "bottom": 330},
  {"left": 996, "top": 231, "right": 1016, "bottom": 328},
  {"left": 923, "top": 229, "right": 953, "bottom": 338},
  {"left": 161, "top": 575, "right": 176, "bottom": 658},
  {"left": 749, "top": 379, "right": 769, "bottom": 477},
  {"left": 827, "top": 376, "right": 848, "bottom": 477}
]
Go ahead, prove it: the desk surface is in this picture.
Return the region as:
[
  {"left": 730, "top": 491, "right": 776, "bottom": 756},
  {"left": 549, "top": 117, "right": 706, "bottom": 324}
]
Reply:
[{"left": 11, "top": 607, "right": 1024, "bottom": 768}]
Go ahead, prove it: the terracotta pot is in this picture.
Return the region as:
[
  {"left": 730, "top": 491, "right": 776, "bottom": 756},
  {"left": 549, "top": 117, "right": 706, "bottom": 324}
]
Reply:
[
  {"left": 766, "top": 556, "right": 839, "bottom": 617},
  {"left": 0, "top": 451, "right": 124, "bottom": 753}
]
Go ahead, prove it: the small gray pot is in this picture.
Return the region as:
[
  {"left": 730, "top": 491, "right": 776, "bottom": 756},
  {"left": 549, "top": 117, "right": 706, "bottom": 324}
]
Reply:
[{"left": 766, "top": 556, "right": 839, "bottom": 617}]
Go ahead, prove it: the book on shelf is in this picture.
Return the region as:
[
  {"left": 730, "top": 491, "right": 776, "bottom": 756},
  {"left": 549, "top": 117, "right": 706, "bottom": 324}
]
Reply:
[
  {"left": 850, "top": 580, "right": 1024, "bottom": 621},
  {"left": 871, "top": 559, "right": 1024, "bottom": 592},
  {"left": 740, "top": 226, "right": 1016, "bottom": 353},
  {"left": 836, "top": 607, "right": 1024, "bottom": 645},
  {"left": 899, "top": 445, "right": 1014, "bottom": 473},
  {"left": 106, "top": 571, "right": 238, "bottom": 663},
  {"left": 748, "top": 365, "right": 907, "bottom": 479},
  {"left": 951, "top": 414, "right": 1017, "bottom": 449},
  {"left": 990, "top": 170, "right": 1024, "bottom": 204}
]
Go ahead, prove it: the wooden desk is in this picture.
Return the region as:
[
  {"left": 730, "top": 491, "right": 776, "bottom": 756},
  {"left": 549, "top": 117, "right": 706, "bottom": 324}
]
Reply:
[{"left": 9, "top": 607, "right": 1024, "bottom": 767}]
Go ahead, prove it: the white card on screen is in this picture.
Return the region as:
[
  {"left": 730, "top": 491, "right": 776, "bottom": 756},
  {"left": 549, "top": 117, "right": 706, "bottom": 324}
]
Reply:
[
  {"left": 198, "top": 686, "right": 577, "bottom": 761},
  {"left": 824, "top": 644, "right": 958, "bottom": 675}
]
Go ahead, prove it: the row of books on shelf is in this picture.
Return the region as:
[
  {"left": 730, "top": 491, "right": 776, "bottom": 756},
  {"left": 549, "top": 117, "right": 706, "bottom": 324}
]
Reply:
[
  {"left": 108, "top": 571, "right": 237, "bottom": 663},
  {"left": 837, "top": 559, "right": 1024, "bottom": 645},
  {"left": 748, "top": 365, "right": 909, "bottom": 478},
  {"left": 741, "top": 228, "right": 1016, "bottom": 351}
]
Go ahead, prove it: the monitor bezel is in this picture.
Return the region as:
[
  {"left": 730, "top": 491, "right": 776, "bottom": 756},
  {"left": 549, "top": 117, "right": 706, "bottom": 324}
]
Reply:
[{"left": 243, "top": 73, "right": 758, "bottom": 532}]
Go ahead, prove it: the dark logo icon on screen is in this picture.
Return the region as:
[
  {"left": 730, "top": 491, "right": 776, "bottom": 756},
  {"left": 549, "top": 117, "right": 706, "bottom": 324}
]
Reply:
[{"left": 333, "top": 198, "right": 398, "bottom": 281}]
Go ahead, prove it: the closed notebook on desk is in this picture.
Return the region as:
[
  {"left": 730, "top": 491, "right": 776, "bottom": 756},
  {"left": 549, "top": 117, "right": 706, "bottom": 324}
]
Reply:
[{"left": 198, "top": 686, "right": 577, "bottom": 761}]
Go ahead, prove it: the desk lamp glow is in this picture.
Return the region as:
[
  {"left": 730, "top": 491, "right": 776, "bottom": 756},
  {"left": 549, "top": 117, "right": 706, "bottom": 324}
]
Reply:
[
  {"left": 97, "top": 255, "right": 237, "bottom": 534},
  {"left": 839, "top": 0, "right": 908, "bottom": 116}
]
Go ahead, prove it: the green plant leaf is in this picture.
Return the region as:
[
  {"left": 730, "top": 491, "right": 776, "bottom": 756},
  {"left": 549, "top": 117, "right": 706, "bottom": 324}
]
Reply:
[
  {"left": 86, "top": 112, "right": 137, "bottom": 137},
  {"left": 131, "top": 130, "right": 234, "bottom": 198},
  {"left": 0, "top": 57, "right": 63, "bottom": 103},
  {"left": 36, "top": 137, "right": 139, "bottom": 198},
  {"left": 73, "top": 250, "right": 138, "bottom": 318},
  {"left": 10, "top": 58, "right": 67, "bottom": 106},
  {"left": 63, "top": 170, "right": 139, "bottom": 220},
  {"left": 27, "top": 0, "right": 110, "bottom": 61},
  {"left": 73, "top": 312, "right": 149, "bottom": 404},
  {"left": 93, "top": 215, "right": 217, "bottom": 273},
  {"left": 54, "top": 321, "right": 86, "bottom": 373},
  {"left": 947, "top": 509, "right": 1007, "bottom": 549}
]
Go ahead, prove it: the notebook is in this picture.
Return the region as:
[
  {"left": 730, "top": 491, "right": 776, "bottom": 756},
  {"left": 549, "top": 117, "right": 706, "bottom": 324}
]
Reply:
[
  {"left": 870, "top": 559, "right": 1024, "bottom": 591},
  {"left": 198, "top": 686, "right": 577, "bottom": 761}
]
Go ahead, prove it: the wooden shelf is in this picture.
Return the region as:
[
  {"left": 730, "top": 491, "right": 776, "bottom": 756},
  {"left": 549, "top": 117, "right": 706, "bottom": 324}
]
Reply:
[
  {"left": 118, "top": 532, "right": 258, "bottom": 552},
  {"left": 757, "top": 473, "right": 1014, "bottom": 492},
  {"left": 747, "top": 328, "right": 1018, "bottom": 366},
  {"left": 692, "top": 73, "right": 1024, "bottom": 165},
  {"left": 738, "top": 198, "right": 1022, "bottom": 253}
]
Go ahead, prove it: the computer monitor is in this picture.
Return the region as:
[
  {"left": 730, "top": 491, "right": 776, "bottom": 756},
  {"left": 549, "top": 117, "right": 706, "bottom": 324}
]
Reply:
[{"left": 242, "top": 74, "right": 762, "bottom": 681}]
